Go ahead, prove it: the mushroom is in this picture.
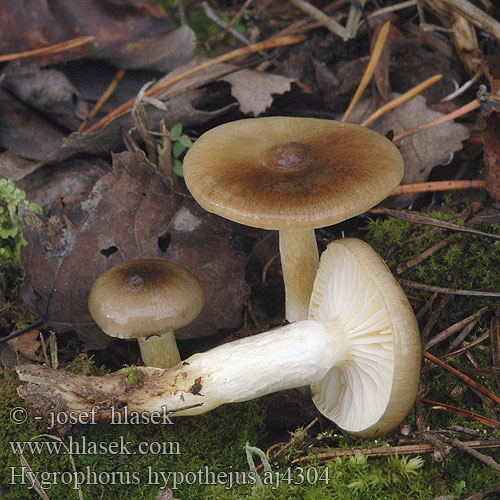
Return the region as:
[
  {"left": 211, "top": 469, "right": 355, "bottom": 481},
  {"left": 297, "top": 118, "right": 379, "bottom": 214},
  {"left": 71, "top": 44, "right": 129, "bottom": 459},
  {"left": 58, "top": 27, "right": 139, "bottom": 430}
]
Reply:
[
  {"left": 88, "top": 259, "right": 204, "bottom": 369},
  {"left": 182, "top": 117, "right": 404, "bottom": 322},
  {"left": 19, "top": 238, "right": 420, "bottom": 437}
]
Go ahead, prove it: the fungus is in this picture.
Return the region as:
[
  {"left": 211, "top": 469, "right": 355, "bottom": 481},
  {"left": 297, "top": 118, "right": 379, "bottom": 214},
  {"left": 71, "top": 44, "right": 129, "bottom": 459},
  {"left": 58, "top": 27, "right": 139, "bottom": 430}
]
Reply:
[
  {"left": 19, "top": 238, "right": 420, "bottom": 437},
  {"left": 182, "top": 117, "right": 404, "bottom": 322},
  {"left": 88, "top": 259, "right": 204, "bottom": 368}
]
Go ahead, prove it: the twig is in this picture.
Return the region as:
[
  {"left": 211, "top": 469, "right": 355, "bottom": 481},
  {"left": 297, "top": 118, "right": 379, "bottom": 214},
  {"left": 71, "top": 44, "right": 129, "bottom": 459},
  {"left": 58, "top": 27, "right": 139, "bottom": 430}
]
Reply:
[
  {"left": 372, "top": 207, "right": 500, "bottom": 240},
  {"left": 0, "top": 319, "right": 44, "bottom": 344},
  {"left": 367, "top": 0, "right": 418, "bottom": 20},
  {"left": 423, "top": 351, "right": 500, "bottom": 407},
  {"left": 395, "top": 236, "right": 451, "bottom": 275},
  {"left": 425, "top": 306, "right": 489, "bottom": 350},
  {"left": 207, "top": 0, "right": 253, "bottom": 46},
  {"left": 202, "top": 2, "right": 254, "bottom": 47},
  {"left": 389, "top": 179, "right": 487, "bottom": 196},
  {"left": 343, "top": 0, "right": 365, "bottom": 41},
  {"left": 361, "top": 74, "right": 443, "bottom": 127},
  {"left": 289, "top": 0, "right": 346, "bottom": 38},
  {"left": 83, "top": 34, "right": 306, "bottom": 135},
  {"left": 265, "top": 417, "right": 319, "bottom": 462},
  {"left": 461, "top": 485, "right": 500, "bottom": 500},
  {"left": 442, "top": 435, "right": 500, "bottom": 472},
  {"left": 447, "top": 318, "right": 479, "bottom": 353},
  {"left": 78, "top": 68, "right": 126, "bottom": 132},
  {"left": 441, "top": 68, "right": 483, "bottom": 102},
  {"left": 422, "top": 398, "right": 500, "bottom": 427},
  {"left": 444, "top": 331, "right": 489, "bottom": 359},
  {"left": 341, "top": 21, "right": 391, "bottom": 122},
  {"left": 400, "top": 279, "right": 500, "bottom": 298},
  {"left": 416, "top": 292, "right": 439, "bottom": 320},
  {"left": 0, "top": 35, "right": 94, "bottom": 63},
  {"left": 392, "top": 98, "right": 480, "bottom": 142},
  {"left": 430, "top": 0, "right": 500, "bottom": 43},
  {"left": 291, "top": 439, "right": 500, "bottom": 463}
]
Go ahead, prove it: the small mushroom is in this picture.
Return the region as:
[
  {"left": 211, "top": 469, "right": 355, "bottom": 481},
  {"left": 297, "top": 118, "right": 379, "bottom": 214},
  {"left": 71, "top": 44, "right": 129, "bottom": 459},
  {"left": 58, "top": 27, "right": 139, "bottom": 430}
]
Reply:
[
  {"left": 182, "top": 117, "right": 404, "bottom": 322},
  {"left": 20, "top": 239, "right": 420, "bottom": 437},
  {"left": 88, "top": 259, "right": 204, "bottom": 368}
]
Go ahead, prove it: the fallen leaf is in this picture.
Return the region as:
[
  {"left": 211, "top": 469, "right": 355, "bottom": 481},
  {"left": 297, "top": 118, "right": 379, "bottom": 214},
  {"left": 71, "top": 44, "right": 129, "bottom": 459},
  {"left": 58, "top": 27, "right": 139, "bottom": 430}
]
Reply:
[
  {"left": 0, "top": 89, "right": 67, "bottom": 161},
  {"left": 221, "top": 69, "right": 294, "bottom": 116},
  {"left": 36, "top": 89, "right": 233, "bottom": 170},
  {"left": 349, "top": 94, "right": 469, "bottom": 206},
  {"left": 1, "top": 63, "right": 89, "bottom": 131},
  {"left": 0, "top": 0, "right": 175, "bottom": 65},
  {"left": 7, "top": 329, "right": 40, "bottom": 361},
  {"left": 20, "top": 151, "right": 249, "bottom": 349}
]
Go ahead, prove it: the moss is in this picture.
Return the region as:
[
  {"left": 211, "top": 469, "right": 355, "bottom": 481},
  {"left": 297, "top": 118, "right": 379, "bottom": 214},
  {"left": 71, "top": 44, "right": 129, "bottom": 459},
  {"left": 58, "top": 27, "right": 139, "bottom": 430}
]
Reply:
[{"left": 1, "top": 366, "right": 266, "bottom": 499}]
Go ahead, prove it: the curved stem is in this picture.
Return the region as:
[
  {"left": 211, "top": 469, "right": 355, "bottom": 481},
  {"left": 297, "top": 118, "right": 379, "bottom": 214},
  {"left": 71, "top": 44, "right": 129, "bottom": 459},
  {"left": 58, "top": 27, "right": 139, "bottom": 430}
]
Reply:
[
  {"left": 137, "top": 329, "right": 181, "bottom": 368},
  {"left": 17, "top": 320, "right": 347, "bottom": 425},
  {"left": 279, "top": 229, "right": 319, "bottom": 322}
]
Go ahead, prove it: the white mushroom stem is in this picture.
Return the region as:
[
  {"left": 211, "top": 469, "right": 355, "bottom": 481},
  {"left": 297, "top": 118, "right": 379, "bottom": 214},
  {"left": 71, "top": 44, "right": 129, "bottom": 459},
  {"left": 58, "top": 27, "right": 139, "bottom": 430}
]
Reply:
[
  {"left": 138, "top": 329, "right": 181, "bottom": 369},
  {"left": 279, "top": 228, "right": 319, "bottom": 322},
  {"left": 17, "top": 319, "right": 348, "bottom": 421}
]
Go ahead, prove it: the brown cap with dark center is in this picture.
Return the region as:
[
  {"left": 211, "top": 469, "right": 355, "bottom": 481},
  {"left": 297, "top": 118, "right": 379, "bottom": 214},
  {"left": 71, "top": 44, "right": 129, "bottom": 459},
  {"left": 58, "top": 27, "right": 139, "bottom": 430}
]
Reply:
[
  {"left": 88, "top": 259, "right": 205, "bottom": 339},
  {"left": 183, "top": 117, "right": 404, "bottom": 230}
]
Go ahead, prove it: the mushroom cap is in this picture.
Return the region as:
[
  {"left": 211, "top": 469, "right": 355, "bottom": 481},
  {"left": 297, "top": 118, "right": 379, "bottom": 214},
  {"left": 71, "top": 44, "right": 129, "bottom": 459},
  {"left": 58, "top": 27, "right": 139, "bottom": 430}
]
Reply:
[
  {"left": 88, "top": 259, "right": 205, "bottom": 339},
  {"left": 309, "top": 238, "right": 421, "bottom": 437},
  {"left": 183, "top": 117, "right": 403, "bottom": 230}
]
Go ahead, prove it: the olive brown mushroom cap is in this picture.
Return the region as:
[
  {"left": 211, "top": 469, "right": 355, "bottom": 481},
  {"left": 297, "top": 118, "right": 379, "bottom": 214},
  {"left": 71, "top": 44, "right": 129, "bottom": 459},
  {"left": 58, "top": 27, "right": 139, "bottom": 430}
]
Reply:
[
  {"left": 182, "top": 117, "right": 404, "bottom": 230},
  {"left": 309, "top": 238, "right": 421, "bottom": 437},
  {"left": 88, "top": 259, "right": 205, "bottom": 340}
]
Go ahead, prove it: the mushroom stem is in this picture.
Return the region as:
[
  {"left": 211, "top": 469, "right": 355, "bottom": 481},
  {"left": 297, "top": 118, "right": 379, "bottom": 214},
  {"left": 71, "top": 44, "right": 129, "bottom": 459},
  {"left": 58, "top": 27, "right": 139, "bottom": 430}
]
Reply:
[
  {"left": 279, "top": 228, "right": 319, "bottom": 322},
  {"left": 137, "top": 329, "right": 181, "bottom": 368},
  {"left": 17, "top": 319, "right": 347, "bottom": 422}
]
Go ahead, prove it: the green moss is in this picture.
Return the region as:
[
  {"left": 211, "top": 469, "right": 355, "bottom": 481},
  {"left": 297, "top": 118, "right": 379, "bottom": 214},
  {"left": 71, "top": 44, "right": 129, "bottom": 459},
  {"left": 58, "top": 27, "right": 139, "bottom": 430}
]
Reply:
[
  {"left": 0, "top": 178, "right": 42, "bottom": 264},
  {"left": 1, "top": 366, "right": 266, "bottom": 499}
]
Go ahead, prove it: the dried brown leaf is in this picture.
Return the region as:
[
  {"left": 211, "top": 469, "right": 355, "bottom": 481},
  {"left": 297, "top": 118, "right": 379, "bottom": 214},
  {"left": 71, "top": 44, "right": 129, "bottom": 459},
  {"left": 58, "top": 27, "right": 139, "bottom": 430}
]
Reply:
[
  {"left": 7, "top": 329, "right": 40, "bottom": 361},
  {"left": 349, "top": 93, "right": 469, "bottom": 206},
  {"left": 221, "top": 69, "right": 294, "bottom": 116},
  {"left": 20, "top": 151, "right": 249, "bottom": 349}
]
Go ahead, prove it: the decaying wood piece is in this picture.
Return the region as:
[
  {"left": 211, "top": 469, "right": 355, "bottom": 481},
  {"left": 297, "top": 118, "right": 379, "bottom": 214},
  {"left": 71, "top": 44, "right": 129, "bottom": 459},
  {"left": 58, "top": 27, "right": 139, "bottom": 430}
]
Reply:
[{"left": 17, "top": 363, "right": 204, "bottom": 432}]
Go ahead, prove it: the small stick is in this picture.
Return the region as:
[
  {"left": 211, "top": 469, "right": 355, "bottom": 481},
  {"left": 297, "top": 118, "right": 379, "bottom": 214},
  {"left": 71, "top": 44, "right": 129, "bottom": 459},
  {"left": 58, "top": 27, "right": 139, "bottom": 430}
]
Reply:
[
  {"left": 422, "top": 397, "right": 500, "bottom": 427},
  {"left": 421, "top": 295, "right": 453, "bottom": 344},
  {"left": 392, "top": 98, "right": 480, "bottom": 142},
  {"left": 441, "top": 68, "right": 483, "bottom": 102},
  {"left": 83, "top": 34, "right": 306, "bottom": 135},
  {"left": 423, "top": 351, "right": 500, "bottom": 407},
  {"left": 416, "top": 292, "right": 439, "bottom": 320},
  {"left": 444, "top": 331, "right": 489, "bottom": 359},
  {"left": 367, "top": 0, "right": 418, "bottom": 20},
  {"left": 395, "top": 236, "right": 451, "bottom": 275},
  {"left": 400, "top": 280, "right": 500, "bottom": 298},
  {"left": 361, "top": 74, "right": 443, "bottom": 127},
  {"left": 0, "top": 35, "right": 94, "bottom": 63},
  {"left": 343, "top": 0, "right": 365, "bottom": 41},
  {"left": 202, "top": 2, "right": 254, "bottom": 47},
  {"left": 447, "top": 319, "right": 479, "bottom": 353},
  {"left": 425, "top": 306, "right": 489, "bottom": 350},
  {"left": 292, "top": 439, "right": 500, "bottom": 463},
  {"left": 78, "top": 68, "right": 126, "bottom": 132},
  {"left": 341, "top": 21, "right": 391, "bottom": 122},
  {"left": 0, "top": 320, "right": 44, "bottom": 344},
  {"left": 442, "top": 435, "right": 500, "bottom": 473},
  {"left": 389, "top": 179, "right": 487, "bottom": 196},
  {"left": 436, "top": 0, "right": 500, "bottom": 43},
  {"left": 289, "top": 0, "right": 346, "bottom": 38},
  {"left": 207, "top": 0, "right": 253, "bottom": 46},
  {"left": 372, "top": 206, "right": 500, "bottom": 240}
]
